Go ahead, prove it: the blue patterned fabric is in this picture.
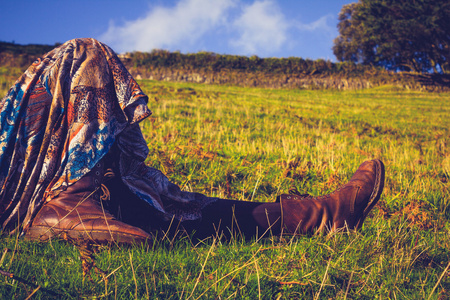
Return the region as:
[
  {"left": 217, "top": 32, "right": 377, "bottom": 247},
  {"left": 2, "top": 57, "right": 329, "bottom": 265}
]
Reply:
[{"left": 0, "top": 38, "right": 216, "bottom": 232}]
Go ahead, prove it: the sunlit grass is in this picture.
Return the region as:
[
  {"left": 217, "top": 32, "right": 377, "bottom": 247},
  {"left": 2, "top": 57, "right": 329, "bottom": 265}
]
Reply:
[{"left": 0, "top": 77, "right": 449, "bottom": 299}]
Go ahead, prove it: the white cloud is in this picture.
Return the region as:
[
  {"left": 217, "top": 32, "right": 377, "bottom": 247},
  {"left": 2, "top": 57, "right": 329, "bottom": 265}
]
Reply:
[
  {"left": 99, "top": 0, "right": 235, "bottom": 53},
  {"left": 98, "top": 0, "right": 336, "bottom": 58},
  {"left": 230, "top": 0, "right": 288, "bottom": 55}
]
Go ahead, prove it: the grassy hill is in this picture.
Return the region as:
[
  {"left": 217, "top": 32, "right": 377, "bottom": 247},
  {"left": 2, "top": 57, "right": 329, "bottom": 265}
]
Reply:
[{"left": 0, "top": 79, "right": 449, "bottom": 298}]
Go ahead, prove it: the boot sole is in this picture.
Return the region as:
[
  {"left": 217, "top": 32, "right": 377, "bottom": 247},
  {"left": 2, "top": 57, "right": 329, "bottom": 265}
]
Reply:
[
  {"left": 355, "top": 159, "right": 385, "bottom": 230},
  {"left": 24, "top": 225, "right": 151, "bottom": 245}
]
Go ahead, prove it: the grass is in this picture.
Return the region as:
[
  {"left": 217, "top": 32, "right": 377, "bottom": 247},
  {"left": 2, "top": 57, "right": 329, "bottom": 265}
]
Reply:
[{"left": 0, "top": 77, "right": 449, "bottom": 299}]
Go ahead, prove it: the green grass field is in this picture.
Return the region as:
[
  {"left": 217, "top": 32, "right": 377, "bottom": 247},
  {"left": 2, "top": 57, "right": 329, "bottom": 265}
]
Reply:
[{"left": 1, "top": 78, "right": 449, "bottom": 299}]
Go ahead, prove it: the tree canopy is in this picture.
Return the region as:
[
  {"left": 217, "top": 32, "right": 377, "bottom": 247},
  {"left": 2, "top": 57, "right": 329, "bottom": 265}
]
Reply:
[{"left": 333, "top": 0, "right": 450, "bottom": 73}]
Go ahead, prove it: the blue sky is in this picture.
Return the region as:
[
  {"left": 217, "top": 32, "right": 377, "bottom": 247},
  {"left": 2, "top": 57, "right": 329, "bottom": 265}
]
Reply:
[{"left": 1, "top": 0, "right": 355, "bottom": 61}]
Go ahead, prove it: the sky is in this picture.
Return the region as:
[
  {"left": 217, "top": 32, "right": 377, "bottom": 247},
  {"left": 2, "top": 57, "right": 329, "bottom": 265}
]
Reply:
[{"left": 0, "top": 0, "right": 355, "bottom": 61}]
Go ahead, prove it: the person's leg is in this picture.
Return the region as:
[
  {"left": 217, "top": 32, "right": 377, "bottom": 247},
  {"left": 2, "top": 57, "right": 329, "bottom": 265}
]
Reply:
[
  {"left": 103, "top": 159, "right": 384, "bottom": 242},
  {"left": 183, "top": 159, "right": 385, "bottom": 239}
]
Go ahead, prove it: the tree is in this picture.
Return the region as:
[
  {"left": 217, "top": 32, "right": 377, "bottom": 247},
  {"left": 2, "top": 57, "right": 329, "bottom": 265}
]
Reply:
[{"left": 333, "top": 0, "right": 450, "bottom": 73}]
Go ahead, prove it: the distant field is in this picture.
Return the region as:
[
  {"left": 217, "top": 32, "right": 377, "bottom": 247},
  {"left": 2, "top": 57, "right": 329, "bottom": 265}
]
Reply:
[{"left": 1, "top": 77, "right": 449, "bottom": 299}]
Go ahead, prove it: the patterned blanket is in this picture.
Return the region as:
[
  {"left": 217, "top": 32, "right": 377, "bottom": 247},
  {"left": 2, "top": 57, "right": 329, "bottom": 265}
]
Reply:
[{"left": 0, "top": 38, "right": 215, "bottom": 232}]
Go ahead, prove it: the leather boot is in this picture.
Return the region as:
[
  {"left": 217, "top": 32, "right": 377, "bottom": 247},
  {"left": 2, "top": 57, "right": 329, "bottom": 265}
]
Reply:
[
  {"left": 280, "top": 159, "right": 385, "bottom": 234},
  {"left": 24, "top": 159, "right": 151, "bottom": 244}
]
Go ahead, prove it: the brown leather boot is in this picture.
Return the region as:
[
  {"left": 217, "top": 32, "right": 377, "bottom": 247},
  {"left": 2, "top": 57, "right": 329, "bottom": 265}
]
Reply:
[
  {"left": 280, "top": 159, "right": 385, "bottom": 234},
  {"left": 24, "top": 160, "right": 151, "bottom": 244}
]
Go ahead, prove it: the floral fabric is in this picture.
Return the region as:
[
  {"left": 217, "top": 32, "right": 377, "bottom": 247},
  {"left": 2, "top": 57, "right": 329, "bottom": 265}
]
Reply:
[{"left": 0, "top": 38, "right": 215, "bottom": 232}]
